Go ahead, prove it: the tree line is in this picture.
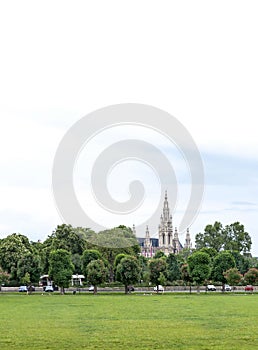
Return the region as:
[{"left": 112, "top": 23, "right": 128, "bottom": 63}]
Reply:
[{"left": 0, "top": 221, "right": 257, "bottom": 293}]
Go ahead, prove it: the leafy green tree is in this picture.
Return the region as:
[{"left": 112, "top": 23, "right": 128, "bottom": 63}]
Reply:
[
  {"left": 149, "top": 258, "right": 167, "bottom": 293},
  {"left": 195, "top": 222, "right": 224, "bottom": 252},
  {"left": 211, "top": 251, "right": 235, "bottom": 287},
  {"left": 49, "top": 249, "right": 74, "bottom": 294},
  {"left": 231, "top": 251, "right": 250, "bottom": 275},
  {"left": 187, "top": 251, "right": 211, "bottom": 293},
  {"left": 17, "top": 252, "right": 42, "bottom": 284},
  {"left": 114, "top": 254, "right": 128, "bottom": 269},
  {"left": 81, "top": 249, "right": 102, "bottom": 277},
  {"left": 223, "top": 222, "right": 252, "bottom": 254},
  {"left": 41, "top": 225, "right": 95, "bottom": 273},
  {"left": 223, "top": 268, "right": 242, "bottom": 290},
  {"left": 44, "top": 224, "right": 92, "bottom": 255},
  {"left": 244, "top": 268, "right": 258, "bottom": 285},
  {"left": 166, "top": 253, "right": 181, "bottom": 283},
  {"left": 199, "top": 247, "right": 218, "bottom": 260},
  {"left": 86, "top": 259, "right": 108, "bottom": 294},
  {"left": 90, "top": 226, "right": 140, "bottom": 282},
  {"left": 195, "top": 221, "right": 252, "bottom": 254},
  {"left": 180, "top": 264, "right": 193, "bottom": 293},
  {"left": 116, "top": 256, "right": 140, "bottom": 294},
  {"left": 0, "top": 233, "right": 32, "bottom": 280},
  {"left": 137, "top": 255, "right": 148, "bottom": 283}
]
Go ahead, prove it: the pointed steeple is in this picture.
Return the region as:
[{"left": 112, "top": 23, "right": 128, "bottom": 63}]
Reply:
[
  {"left": 146, "top": 225, "right": 150, "bottom": 237},
  {"left": 144, "top": 225, "right": 151, "bottom": 249},
  {"left": 184, "top": 228, "right": 191, "bottom": 249},
  {"left": 163, "top": 190, "right": 170, "bottom": 222}
]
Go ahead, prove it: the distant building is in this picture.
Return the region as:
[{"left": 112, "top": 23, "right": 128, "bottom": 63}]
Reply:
[{"left": 136, "top": 191, "right": 192, "bottom": 257}]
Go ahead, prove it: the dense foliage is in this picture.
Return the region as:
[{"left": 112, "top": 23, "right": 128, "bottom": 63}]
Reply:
[{"left": 0, "top": 221, "right": 256, "bottom": 290}]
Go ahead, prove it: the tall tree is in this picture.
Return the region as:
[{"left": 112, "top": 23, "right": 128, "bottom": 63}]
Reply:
[
  {"left": 195, "top": 221, "right": 252, "bottom": 254},
  {"left": 187, "top": 251, "right": 211, "bottom": 293},
  {"left": 149, "top": 258, "right": 167, "bottom": 293},
  {"left": 195, "top": 221, "right": 224, "bottom": 252},
  {"left": 166, "top": 253, "right": 181, "bottom": 283},
  {"left": 49, "top": 249, "right": 74, "bottom": 294},
  {"left": 86, "top": 259, "right": 108, "bottom": 294},
  {"left": 211, "top": 251, "right": 235, "bottom": 288},
  {"left": 223, "top": 222, "right": 252, "bottom": 253},
  {"left": 116, "top": 256, "right": 140, "bottom": 294},
  {"left": 180, "top": 264, "right": 193, "bottom": 293},
  {"left": 0, "top": 233, "right": 32, "bottom": 280},
  {"left": 90, "top": 226, "right": 140, "bottom": 282},
  {"left": 17, "top": 252, "right": 42, "bottom": 284}
]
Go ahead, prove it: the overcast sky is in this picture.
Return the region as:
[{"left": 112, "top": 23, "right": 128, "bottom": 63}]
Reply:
[{"left": 0, "top": 1, "right": 257, "bottom": 254}]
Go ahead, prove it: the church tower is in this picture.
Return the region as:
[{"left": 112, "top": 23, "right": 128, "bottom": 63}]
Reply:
[
  {"left": 158, "top": 191, "right": 174, "bottom": 255},
  {"left": 184, "top": 228, "right": 192, "bottom": 249},
  {"left": 137, "top": 191, "right": 192, "bottom": 257},
  {"left": 143, "top": 225, "right": 153, "bottom": 257}
]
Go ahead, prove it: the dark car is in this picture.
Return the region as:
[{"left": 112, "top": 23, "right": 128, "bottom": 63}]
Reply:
[{"left": 245, "top": 285, "right": 253, "bottom": 292}]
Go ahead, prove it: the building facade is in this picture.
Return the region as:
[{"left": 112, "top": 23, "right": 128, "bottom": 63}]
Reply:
[{"left": 137, "top": 191, "right": 192, "bottom": 257}]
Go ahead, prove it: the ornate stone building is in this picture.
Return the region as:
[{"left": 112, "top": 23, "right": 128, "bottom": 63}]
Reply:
[{"left": 137, "top": 191, "right": 191, "bottom": 257}]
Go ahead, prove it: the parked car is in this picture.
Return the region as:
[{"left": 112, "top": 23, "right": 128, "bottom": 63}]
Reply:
[
  {"left": 154, "top": 285, "right": 164, "bottom": 292},
  {"left": 18, "top": 286, "right": 28, "bottom": 292},
  {"left": 44, "top": 285, "right": 54, "bottom": 292},
  {"left": 206, "top": 284, "right": 216, "bottom": 291},
  {"left": 88, "top": 285, "right": 94, "bottom": 292},
  {"left": 245, "top": 285, "right": 254, "bottom": 292},
  {"left": 221, "top": 284, "right": 232, "bottom": 291}
]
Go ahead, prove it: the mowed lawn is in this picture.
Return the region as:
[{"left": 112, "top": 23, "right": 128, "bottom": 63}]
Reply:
[{"left": 0, "top": 292, "right": 257, "bottom": 350}]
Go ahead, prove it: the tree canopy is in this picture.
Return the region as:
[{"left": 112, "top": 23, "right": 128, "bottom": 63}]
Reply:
[
  {"left": 116, "top": 256, "right": 140, "bottom": 294},
  {"left": 187, "top": 251, "right": 211, "bottom": 292},
  {"left": 211, "top": 251, "right": 236, "bottom": 284},
  {"left": 48, "top": 249, "right": 74, "bottom": 294},
  {"left": 195, "top": 221, "right": 252, "bottom": 253}
]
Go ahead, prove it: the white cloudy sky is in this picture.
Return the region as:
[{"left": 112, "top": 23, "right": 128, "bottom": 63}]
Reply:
[{"left": 0, "top": 1, "right": 257, "bottom": 254}]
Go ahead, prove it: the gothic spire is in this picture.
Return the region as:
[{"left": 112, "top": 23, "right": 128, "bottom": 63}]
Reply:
[{"left": 163, "top": 190, "right": 170, "bottom": 222}]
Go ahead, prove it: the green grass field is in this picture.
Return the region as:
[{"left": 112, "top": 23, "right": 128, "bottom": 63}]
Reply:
[{"left": 0, "top": 292, "right": 257, "bottom": 350}]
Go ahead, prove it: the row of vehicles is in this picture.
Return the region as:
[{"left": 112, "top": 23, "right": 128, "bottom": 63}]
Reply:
[
  {"left": 18, "top": 284, "right": 255, "bottom": 293},
  {"left": 18, "top": 285, "right": 54, "bottom": 292},
  {"left": 206, "top": 284, "right": 254, "bottom": 292}
]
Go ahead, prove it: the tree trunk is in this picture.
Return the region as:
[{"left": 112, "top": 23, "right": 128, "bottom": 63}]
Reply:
[
  {"left": 94, "top": 285, "right": 97, "bottom": 295},
  {"left": 125, "top": 285, "right": 128, "bottom": 294},
  {"left": 189, "top": 284, "right": 192, "bottom": 294},
  {"left": 197, "top": 285, "right": 200, "bottom": 294}
]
